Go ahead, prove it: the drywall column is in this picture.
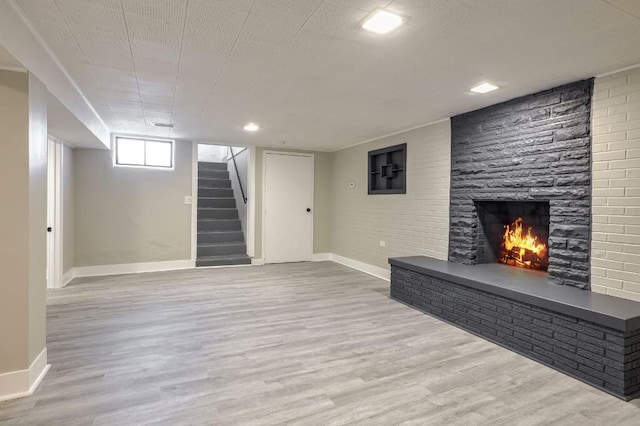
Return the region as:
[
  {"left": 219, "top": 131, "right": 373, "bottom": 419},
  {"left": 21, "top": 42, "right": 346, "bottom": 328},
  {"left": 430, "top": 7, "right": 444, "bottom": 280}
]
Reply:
[
  {"left": 591, "top": 66, "right": 640, "bottom": 301},
  {"left": 0, "top": 71, "right": 49, "bottom": 400}
]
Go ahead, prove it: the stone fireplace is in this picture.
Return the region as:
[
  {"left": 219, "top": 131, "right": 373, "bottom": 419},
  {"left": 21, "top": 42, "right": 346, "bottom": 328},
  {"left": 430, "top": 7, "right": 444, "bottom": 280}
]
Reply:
[
  {"left": 476, "top": 200, "right": 550, "bottom": 271},
  {"left": 448, "top": 79, "right": 593, "bottom": 289}
]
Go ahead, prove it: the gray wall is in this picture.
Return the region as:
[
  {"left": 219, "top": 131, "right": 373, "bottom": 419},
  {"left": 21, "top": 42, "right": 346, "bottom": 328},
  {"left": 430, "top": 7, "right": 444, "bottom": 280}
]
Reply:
[
  {"left": 227, "top": 147, "right": 248, "bottom": 236},
  {"left": 0, "top": 70, "right": 47, "bottom": 374},
  {"left": 62, "top": 143, "right": 74, "bottom": 274},
  {"left": 73, "top": 140, "right": 192, "bottom": 266},
  {"left": 254, "top": 147, "right": 333, "bottom": 258},
  {"left": 330, "top": 120, "right": 451, "bottom": 269}
]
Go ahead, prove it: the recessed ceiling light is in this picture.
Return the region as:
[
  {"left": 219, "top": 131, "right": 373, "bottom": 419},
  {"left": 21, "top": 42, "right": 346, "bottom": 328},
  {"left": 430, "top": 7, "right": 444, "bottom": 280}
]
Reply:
[
  {"left": 470, "top": 82, "right": 499, "bottom": 94},
  {"left": 243, "top": 122, "right": 259, "bottom": 132},
  {"left": 362, "top": 10, "right": 404, "bottom": 34}
]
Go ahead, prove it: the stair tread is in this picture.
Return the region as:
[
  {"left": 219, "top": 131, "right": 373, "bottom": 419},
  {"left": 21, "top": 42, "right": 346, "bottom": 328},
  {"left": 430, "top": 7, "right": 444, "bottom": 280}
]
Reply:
[
  {"left": 198, "top": 197, "right": 235, "bottom": 200},
  {"left": 197, "top": 241, "right": 245, "bottom": 247},
  {"left": 198, "top": 230, "right": 242, "bottom": 234},
  {"left": 197, "top": 218, "right": 240, "bottom": 222}
]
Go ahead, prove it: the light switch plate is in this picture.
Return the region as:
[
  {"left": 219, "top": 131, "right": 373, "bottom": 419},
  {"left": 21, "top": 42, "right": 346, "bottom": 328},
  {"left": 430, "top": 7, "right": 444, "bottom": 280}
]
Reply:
[{"left": 379, "top": 240, "right": 386, "bottom": 247}]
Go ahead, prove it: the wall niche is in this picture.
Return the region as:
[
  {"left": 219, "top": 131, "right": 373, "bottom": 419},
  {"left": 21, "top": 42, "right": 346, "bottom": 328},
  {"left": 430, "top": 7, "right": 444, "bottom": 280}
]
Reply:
[{"left": 368, "top": 143, "right": 406, "bottom": 194}]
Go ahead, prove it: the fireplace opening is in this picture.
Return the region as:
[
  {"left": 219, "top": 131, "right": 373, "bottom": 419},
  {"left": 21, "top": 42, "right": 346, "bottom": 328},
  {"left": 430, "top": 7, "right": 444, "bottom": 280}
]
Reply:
[{"left": 476, "top": 201, "right": 550, "bottom": 272}]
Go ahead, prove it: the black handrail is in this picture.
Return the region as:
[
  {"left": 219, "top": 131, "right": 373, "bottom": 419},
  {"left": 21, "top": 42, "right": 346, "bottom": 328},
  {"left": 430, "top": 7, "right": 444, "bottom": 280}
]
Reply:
[{"left": 229, "top": 147, "right": 247, "bottom": 204}]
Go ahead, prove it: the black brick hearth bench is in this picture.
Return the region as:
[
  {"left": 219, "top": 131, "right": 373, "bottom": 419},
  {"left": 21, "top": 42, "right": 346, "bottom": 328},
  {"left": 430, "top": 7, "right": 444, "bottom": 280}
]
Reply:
[{"left": 389, "top": 256, "right": 640, "bottom": 401}]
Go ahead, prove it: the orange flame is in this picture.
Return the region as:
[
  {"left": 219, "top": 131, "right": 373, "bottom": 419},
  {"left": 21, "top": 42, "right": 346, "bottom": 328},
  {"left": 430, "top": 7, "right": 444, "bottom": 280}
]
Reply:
[{"left": 502, "top": 217, "right": 547, "bottom": 261}]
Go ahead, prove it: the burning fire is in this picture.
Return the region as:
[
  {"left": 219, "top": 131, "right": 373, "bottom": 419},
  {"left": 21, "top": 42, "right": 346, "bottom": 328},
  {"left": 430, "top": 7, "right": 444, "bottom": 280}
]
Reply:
[{"left": 501, "top": 217, "right": 548, "bottom": 270}]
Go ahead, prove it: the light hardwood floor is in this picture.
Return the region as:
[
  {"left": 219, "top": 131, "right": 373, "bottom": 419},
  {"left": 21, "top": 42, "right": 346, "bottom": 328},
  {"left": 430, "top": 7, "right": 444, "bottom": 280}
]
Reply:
[{"left": 1, "top": 261, "right": 640, "bottom": 425}]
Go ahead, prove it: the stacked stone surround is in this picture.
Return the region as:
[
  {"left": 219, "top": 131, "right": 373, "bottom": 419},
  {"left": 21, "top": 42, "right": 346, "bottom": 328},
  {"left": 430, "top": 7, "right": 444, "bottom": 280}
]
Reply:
[
  {"left": 591, "top": 67, "right": 640, "bottom": 302},
  {"left": 449, "top": 79, "right": 594, "bottom": 289},
  {"left": 391, "top": 264, "right": 640, "bottom": 400}
]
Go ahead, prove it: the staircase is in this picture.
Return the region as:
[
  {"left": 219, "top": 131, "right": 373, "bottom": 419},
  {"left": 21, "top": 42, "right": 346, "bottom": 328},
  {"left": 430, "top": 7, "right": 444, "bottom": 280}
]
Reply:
[{"left": 196, "top": 162, "right": 251, "bottom": 267}]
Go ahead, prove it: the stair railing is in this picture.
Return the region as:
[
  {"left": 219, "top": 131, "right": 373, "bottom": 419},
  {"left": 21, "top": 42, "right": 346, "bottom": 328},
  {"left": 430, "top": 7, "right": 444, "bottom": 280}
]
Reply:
[{"left": 228, "top": 146, "right": 247, "bottom": 204}]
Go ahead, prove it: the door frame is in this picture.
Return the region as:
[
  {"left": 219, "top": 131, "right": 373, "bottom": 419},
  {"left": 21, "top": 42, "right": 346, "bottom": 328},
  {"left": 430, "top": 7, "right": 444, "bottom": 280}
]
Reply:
[
  {"left": 191, "top": 142, "right": 256, "bottom": 263},
  {"left": 261, "top": 150, "right": 314, "bottom": 264},
  {"left": 46, "top": 136, "right": 63, "bottom": 289}
]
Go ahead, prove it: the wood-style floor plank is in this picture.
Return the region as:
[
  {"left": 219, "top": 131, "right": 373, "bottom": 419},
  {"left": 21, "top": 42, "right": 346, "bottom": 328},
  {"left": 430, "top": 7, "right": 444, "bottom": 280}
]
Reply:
[{"left": 1, "top": 261, "right": 639, "bottom": 425}]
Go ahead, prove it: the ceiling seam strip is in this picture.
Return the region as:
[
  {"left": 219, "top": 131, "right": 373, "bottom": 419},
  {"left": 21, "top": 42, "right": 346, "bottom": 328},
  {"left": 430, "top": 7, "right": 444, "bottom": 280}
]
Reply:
[
  {"left": 196, "top": 0, "right": 256, "bottom": 123},
  {"left": 168, "top": 0, "right": 190, "bottom": 136},
  {"left": 120, "top": 0, "right": 144, "bottom": 132}
]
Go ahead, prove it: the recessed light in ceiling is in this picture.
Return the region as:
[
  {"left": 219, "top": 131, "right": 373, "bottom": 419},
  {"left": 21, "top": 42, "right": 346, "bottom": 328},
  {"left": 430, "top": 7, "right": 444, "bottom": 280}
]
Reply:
[
  {"left": 470, "top": 82, "right": 499, "bottom": 94},
  {"left": 243, "top": 122, "right": 259, "bottom": 132},
  {"left": 154, "top": 122, "right": 174, "bottom": 128},
  {"left": 362, "top": 10, "right": 404, "bottom": 34}
]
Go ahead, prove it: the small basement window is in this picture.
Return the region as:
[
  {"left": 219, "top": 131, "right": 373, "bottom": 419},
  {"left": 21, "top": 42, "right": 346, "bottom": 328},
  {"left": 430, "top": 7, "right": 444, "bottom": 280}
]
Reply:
[{"left": 115, "top": 137, "right": 173, "bottom": 168}]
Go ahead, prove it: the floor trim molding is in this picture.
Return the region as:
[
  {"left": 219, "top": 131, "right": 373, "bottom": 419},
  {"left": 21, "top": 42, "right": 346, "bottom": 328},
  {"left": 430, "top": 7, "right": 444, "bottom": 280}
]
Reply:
[
  {"left": 71, "top": 260, "right": 196, "bottom": 279},
  {"left": 0, "top": 348, "right": 50, "bottom": 402},
  {"left": 311, "top": 253, "right": 331, "bottom": 261},
  {"left": 329, "top": 254, "right": 390, "bottom": 281}
]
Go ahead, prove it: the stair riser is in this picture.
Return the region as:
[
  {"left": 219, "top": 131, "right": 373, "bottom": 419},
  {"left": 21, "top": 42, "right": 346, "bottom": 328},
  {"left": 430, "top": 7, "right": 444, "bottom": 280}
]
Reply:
[
  {"left": 198, "top": 170, "right": 229, "bottom": 179},
  {"left": 198, "top": 209, "right": 238, "bottom": 220},
  {"left": 198, "top": 162, "right": 227, "bottom": 171},
  {"left": 199, "top": 198, "right": 236, "bottom": 209},
  {"left": 198, "top": 188, "right": 233, "bottom": 198},
  {"left": 197, "top": 231, "right": 244, "bottom": 244},
  {"left": 197, "top": 244, "right": 246, "bottom": 257},
  {"left": 196, "top": 257, "right": 251, "bottom": 267},
  {"left": 198, "top": 178, "right": 231, "bottom": 189},
  {"left": 198, "top": 220, "right": 241, "bottom": 232}
]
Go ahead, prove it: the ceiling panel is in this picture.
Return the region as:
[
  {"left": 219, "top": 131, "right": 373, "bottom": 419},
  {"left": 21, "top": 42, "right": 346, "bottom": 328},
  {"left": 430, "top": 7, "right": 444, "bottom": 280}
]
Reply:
[{"left": 14, "top": 0, "right": 640, "bottom": 150}]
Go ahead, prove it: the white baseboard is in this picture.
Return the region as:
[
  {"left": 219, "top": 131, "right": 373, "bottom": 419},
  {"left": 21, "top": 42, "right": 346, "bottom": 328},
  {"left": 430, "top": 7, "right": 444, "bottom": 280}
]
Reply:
[
  {"left": 62, "top": 269, "right": 74, "bottom": 287},
  {"left": 311, "top": 253, "right": 331, "bottom": 261},
  {"left": 0, "top": 348, "right": 49, "bottom": 402},
  {"left": 329, "top": 253, "right": 390, "bottom": 281},
  {"left": 72, "top": 259, "right": 195, "bottom": 279},
  {"left": 251, "top": 258, "right": 265, "bottom": 265}
]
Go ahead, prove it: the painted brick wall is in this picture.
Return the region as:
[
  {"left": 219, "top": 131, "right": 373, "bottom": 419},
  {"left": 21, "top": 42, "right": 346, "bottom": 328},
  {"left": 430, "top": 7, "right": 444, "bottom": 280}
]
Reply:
[
  {"left": 591, "top": 67, "right": 640, "bottom": 302},
  {"left": 331, "top": 120, "right": 451, "bottom": 269},
  {"left": 449, "top": 80, "right": 594, "bottom": 289}
]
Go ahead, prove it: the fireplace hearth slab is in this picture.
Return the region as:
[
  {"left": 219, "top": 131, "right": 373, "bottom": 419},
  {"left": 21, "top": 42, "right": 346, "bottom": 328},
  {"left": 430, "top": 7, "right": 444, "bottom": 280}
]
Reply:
[{"left": 389, "top": 256, "right": 640, "bottom": 400}]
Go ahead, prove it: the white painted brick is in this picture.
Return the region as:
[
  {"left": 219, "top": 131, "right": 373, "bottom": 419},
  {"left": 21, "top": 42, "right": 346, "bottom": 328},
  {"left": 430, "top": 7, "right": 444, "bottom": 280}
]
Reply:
[
  {"left": 593, "top": 132, "right": 627, "bottom": 144},
  {"left": 624, "top": 263, "right": 640, "bottom": 274},
  {"left": 592, "top": 223, "right": 624, "bottom": 233},
  {"left": 590, "top": 284, "right": 608, "bottom": 294},
  {"left": 592, "top": 258, "right": 623, "bottom": 270},
  {"left": 608, "top": 233, "right": 640, "bottom": 244},
  {"left": 592, "top": 214, "right": 609, "bottom": 223},
  {"left": 592, "top": 161, "right": 608, "bottom": 170},
  {"left": 627, "top": 169, "right": 640, "bottom": 178},
  {"left": 592, "top": 188, "right": 624, "bottom": 197},
  {"left": 607, "top": 269, "right": 640, "bottom": 283},
  {"left": 627, "top": 148, "right": 640, "bottom": 159},
  {"left": 605, "top": 197, "right": 640, "bottom": 206},
  {"left": 593, "top": 170, "right": 626, "bottom": 179},
  {"left": 593, "top": 150, "right": 626, "bottom": 161},
  {"left": 610, "top": 82, "right": 640, "bottom": 97},
  {"left": 611, "top": 119, "right": 640, "bottom": 132},
  {"left": 623, "top": 281, "right": 640, "bottom": 294},
  {"left": 592, "top": 206, "right": 625, "bottom": 215},
  {"left": 607, "top": 139, "right": 640, "bottom": 151},
  {"left": 623, "top": 244, "right": 640, "bottom": 254},
  {"left": 606, "top": 251, "right": 640, "bottom": 264},
  {"left": 608, "top": 159, "right": 640, "bottom": 170},
  {"left": 624, "top": 224, "right": 640, "bottom": 235},
  {"left": 591, "top": 241, "right": 624, "bottom": 252},
  {"left": 592, "top": 107, "right": 608, "bottom": 119},
  {"left": 626, "top": 188, "right": 640, "bottom": 197},
  {"left": 591, "top": 275, "right": 623, "bottom": 289},
  {"left": 593, "top": 93, "right": 627, "bottom": 108},
  {"left": 609, "top": 215, "right": 640, "bottom": 225},
  {"left": 609, "top": 100, "right": 640, "bottom": 115},
  {"left": 609, "top": 178, "right": 640, "bottom": 187}
]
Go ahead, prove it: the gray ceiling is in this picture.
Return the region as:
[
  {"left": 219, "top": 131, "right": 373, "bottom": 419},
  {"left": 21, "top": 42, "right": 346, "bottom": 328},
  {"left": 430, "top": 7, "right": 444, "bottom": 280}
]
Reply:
[{"left": 15, "top": 0, "right": 640, "bottom": 151}]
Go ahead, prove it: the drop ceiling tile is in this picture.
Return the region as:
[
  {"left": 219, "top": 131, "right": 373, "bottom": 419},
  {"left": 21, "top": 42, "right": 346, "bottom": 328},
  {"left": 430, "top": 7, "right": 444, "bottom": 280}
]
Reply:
[
  {"left": 15, "top": 0, "right": 65, "bottom": 23},
  {"left": 123, "top": 0, "right": 188, "bottom": 25},
  {"left": 140, "top": 93, "right": 174, "bottom": 106},
  {"left": 186, "top": 0, "right": 248, "bottom": 35},
  {"left": 71, "top": 27, "right": 134, "bottom": 70},
  {"left": 240, "top": 12, "right": 302, "bottom": 46},
  {"left": 55, "top": 0, "right": 126, "bottom": 33},
  {"left": 251, "top": 0, "right": 323, "bottom": 22},
  {"left": 330, "top": 0, "right": 391, "bottom": 12},
  {"left": 302, "top": 0, "right": 369, "bottom": 38}
]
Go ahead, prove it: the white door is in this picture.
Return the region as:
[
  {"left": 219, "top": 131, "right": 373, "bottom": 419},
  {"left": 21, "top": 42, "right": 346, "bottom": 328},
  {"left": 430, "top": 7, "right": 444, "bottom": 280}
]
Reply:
[{"left": 263, "top": 152, "right": 314, "bottom": 263}]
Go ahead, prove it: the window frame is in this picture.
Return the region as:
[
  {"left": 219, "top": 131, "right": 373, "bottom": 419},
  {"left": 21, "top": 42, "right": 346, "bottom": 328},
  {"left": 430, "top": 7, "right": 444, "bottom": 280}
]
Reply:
[{"left": 114, "top": 136, "right": 174, "bottom": 170}]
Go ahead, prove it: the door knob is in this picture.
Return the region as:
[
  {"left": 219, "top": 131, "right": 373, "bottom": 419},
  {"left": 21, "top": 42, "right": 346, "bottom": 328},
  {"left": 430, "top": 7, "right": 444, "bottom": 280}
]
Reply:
[
  {"left": 306, "top": 208, "right": 311, "bottom": 212},
  {"left": 47, "top": 227, "right": 52, "bottom": 232}
]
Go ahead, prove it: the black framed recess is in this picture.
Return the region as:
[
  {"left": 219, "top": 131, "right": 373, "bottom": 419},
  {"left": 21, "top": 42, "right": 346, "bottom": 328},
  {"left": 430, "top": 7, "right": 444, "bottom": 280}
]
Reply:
[{"left": 368, "top": 143, "right": 407, "bottom": 195}]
